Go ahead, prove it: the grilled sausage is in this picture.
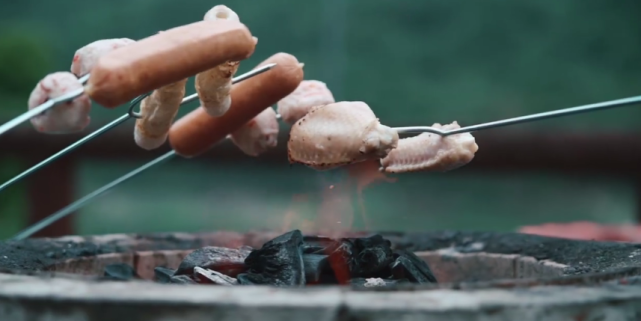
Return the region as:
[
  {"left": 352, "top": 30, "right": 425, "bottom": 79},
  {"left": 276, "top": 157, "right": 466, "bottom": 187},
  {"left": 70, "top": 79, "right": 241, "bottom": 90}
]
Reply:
[
  {"left": 168, "top": 52, "right": 304, "bottom": 157},
  {"left": 85, "top": 20, "right": 256, "bottom": 108},
  {"left": 70, "top": 38, "right": 135, "bottom": 77}
]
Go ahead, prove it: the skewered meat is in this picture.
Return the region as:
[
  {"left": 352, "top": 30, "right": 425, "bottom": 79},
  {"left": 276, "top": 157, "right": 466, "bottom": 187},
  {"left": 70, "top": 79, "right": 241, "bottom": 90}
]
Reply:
[
  {"left": 70, "top": 38, "right": 135, "bottom": 77},
  {"left": 277, "top": 80, "right": 335, "bottom": 124},
  {"left": 195, "top": 5, "right": 242, "bottom": 117},
  {"left": 169, "top": 52, "right": 304, "bottom": 158},
  {"left": 287, "top": 101, "right": 398, "bottom": 170},
  {"left": 380, "top": 121, "right": 478, "bottom": 173},
  {"left": 134, "top": 78, "right": 188, "bottom": 150},
  {"left": 28, "top": 72, "right": 91, "bottom": 134},
  {"left": 230, "top": 107, "right": 279, "bottom": 156},
  {"left": 86, "top": 20, "right": 256, "bottom": 108}
]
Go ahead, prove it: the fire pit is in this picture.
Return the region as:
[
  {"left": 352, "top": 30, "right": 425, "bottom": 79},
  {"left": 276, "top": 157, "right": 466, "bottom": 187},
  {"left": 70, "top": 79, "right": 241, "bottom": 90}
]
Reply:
[{"left": 2, "top": 230, "right": 641, "bottom": 320}]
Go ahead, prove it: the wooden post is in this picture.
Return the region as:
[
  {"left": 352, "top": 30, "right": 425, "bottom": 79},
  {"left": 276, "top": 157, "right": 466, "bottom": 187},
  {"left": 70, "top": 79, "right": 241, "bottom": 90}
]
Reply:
[{"left": 26, "top": 157, "right": 75, "bottom": 237}]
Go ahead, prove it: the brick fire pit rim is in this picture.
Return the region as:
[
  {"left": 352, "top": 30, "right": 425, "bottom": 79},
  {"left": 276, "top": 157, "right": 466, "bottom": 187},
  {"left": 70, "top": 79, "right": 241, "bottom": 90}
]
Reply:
[{"left": 1, "top": 273, "right": 641, "bottom": 321}]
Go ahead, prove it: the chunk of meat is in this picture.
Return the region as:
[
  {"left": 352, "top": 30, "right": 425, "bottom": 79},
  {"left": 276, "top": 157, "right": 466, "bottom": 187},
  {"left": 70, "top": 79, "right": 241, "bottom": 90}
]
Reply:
[
  {"left": 287, "top": 101, "right": 398, "bottom": 170},
  {"left": 195, "top": 5, "right": 242, "bottom": 117},
  {"left": 134, "top": 79, "right": 188, "bottom": 150},
  {"left": 230, "top": 107, "right": 279, "bottom": 156},
  {"left": 28, "top": 72, "right": 92, "bottom": 134},
  {"left": 380, "top": 121, "right": 478, "bottom": 173},
  {"left": 276, "top": 80, "right": 335, "bottom": 124},
  {"left": 70, "top": 38, "right": 135, "bottom": 77}
]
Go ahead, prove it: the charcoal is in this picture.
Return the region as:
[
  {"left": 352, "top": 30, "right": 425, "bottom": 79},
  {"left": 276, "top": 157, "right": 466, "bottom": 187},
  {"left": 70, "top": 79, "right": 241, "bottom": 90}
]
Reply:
[
  {"left": 193, "top": 267, "right": 238, "bottom": 285},
  {"left": 302, "top": 236, "right": 336, "bottom": 254},
  {"left": 175, "top": 246, "right": 251, "bottom": 277},
  {"left": 170, "top": 275, "right": 197, "bottom": 284},
  {"left": 302, "top": 254, "right": 331, "bottom": 284},
  {"left": 350, "top": 277, "right": 409, "bottom": 288},
  {"left": 103, "top": 263, "right": 138, "bottom": 281},
  {"left": 326, "top": 234, "right": 394, "bottom": 278},
  {"left": 154, "top": 266, "right": 175, "bottom": 284},
  {"left": 390, "top": 249, "right": 437, "bottom": 284},
  {"left": 237, "top": 230, "right": 305, "bottom": 286}
]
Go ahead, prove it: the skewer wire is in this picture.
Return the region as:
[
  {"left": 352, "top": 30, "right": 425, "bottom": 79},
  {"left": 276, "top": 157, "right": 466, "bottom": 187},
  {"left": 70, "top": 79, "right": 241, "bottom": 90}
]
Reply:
[
  {"left": 12, "top": 69, "right": 639, "bottom": 241},
  {"left": 393, "top": 95, "right": 641, "bottom": 136},
  {"left": 0, "top": 74, "right": 91, "bottom": 136},
  {"left": 0, "top": 64, "right": 276, "bottom": 193},
  {"left": 9, "top": 63, "right": 277, "bottom": 240}
]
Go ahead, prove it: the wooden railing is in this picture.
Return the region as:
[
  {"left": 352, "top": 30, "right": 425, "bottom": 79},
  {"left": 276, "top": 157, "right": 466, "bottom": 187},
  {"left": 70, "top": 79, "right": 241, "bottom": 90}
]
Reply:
[{"left": 2, "top": 122, "right": 641, "bottom": 237}]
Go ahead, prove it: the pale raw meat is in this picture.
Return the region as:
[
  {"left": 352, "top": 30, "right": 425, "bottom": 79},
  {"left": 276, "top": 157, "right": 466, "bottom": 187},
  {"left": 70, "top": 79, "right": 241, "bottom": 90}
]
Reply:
[
  {"left": 230, "top": 107, "right": 279, "bottom": 156},
  {"left": 134, "top": 79, "right": 188, "bottom": 150},
  {"left": 276, "top": 80, "right": 335, "bottom": 124},
  {"left": 195, "top": 5, "right": 241, "bottom": 117},
  {"left": 287, "top": 101, "right": 398, "bottom": 170},
  {"left": 380, "top": 121, "right": 478, "bottom": 173},
  {"left": 204, "top": 4, "right": 240, "bottom": 22},
  {"left": 28, "top": 72, "right": 91, "bottom": 134},
  {"left": 70, "top": 38, "right": 135, "bottom": 77}
]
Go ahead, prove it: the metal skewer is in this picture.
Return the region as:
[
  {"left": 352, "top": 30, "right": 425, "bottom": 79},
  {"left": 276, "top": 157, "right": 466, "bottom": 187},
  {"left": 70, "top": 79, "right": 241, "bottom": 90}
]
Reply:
[
  {"left": 11, "top": 88, "right": 639, "bottom": 241},
  {"left": 0, "top": 74, "right": 91, "bottom": 136},
  {"left": 10, "top": 63, "right": 277, "bottom": 240},
  {"left": 0, "top": 64, "right": 277, "bottom": 193},
  {"left": 393, "top": 95, "right": 641, "bottom": 136}
]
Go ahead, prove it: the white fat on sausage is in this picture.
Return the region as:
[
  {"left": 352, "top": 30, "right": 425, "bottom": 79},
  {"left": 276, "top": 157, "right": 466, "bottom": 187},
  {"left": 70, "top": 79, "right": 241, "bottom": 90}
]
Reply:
[
  {"left": 380, "top": 121, "right": 478, "bottom": 173},
  {"left": 287, "top": 101, "right": 398, "bottom": 170},
  {"left": 70, "top": 38, "right": 135, "bottom": 77},
  {"left": 134, "top": 79, "right": 188, "bottom": 150},
  {"left": 276, "top": 80, "right": 335, "bottom": 125},
  {"left": 230, "top": 107, "right": 279, "bottom": 156},
  {"left": 195, "top": 5, "right": 243, "bottom": 117},
  {"left": 28, "top": 72, "right": 91, "bottom": 134}
]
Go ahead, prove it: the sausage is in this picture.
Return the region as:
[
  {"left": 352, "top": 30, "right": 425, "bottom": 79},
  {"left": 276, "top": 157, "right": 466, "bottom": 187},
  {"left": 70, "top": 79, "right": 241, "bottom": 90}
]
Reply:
[
  {"left": 85, "top": 20, "right": 256, "bottom": 108},
  {"left": 287, "top": 101, "right": 399, "bottom": 170},
  {"left": 229, "top": 107, "right": 279, "bottom": 156},
  {"left": 195, "top": 5, "right": 242, "bottom": 117},
  {"left": 168, "top": 52, "right": 304, "bottom": 158},
  {"left": 70, "top": 38, "right": 135, "bottom": 77},
  {"left": 28, "top": 72, "right": 92, "bottom": 134},
  {"left": 276, "top": 80, "right": 335, "bottom": 125},
  {"left": 380, "top": 121, "right": 478, "bottom": 173},
  {"left": 133, "top": 79, "right": 188, "bottom": 150}
]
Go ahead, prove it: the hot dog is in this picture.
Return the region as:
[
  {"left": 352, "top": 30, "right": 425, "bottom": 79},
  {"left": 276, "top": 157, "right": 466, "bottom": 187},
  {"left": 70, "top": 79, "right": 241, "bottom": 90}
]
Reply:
[
  {"left": 85, "top": 20, "right": 256, "bottom": 108},
  {"left": 70, "top": 38, "right": 135, "bottom": 77},
  {"left": 276, "top": 80, "right": 335, "bottom": 125},
  {"left": 195, "top": 5, "right": 242, "bottom": 117},
  {"left": 168, "top": 52, "right": 304, "bottom": 158},
  {"left": 28, "top": 72, "right": 92, "bottom": 134},
  {"left": 229, "top": 107, "right": 280, "bottom": 156},
  {"left": 380, "top": 121, "right": 478, "bottom": 173},
  {"left": 133, "top": 78, "right": 188, "bottom": 150},
  {"left": 287, "top": 101, "right": 399, "bottom": 170}
]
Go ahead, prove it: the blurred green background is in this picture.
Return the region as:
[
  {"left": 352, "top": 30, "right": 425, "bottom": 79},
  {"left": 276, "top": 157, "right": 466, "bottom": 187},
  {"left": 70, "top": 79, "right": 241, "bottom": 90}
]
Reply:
[{"left": 1, "top": 0, "right": 640, "bottom": 239}]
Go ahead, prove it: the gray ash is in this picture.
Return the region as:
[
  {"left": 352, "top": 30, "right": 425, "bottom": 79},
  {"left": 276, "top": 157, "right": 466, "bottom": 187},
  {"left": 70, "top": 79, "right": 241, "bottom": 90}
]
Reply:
[{"left": 105, "top": 230, "right": 438, "bottom": 288}]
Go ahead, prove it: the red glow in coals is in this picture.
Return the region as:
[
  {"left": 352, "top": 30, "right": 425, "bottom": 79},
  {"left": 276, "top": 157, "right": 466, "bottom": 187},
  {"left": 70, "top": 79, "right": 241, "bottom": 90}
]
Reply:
[
  {"left": 519, "top": 221, "right": 641, "bottom": 242},
  {"left": 280, "top": 161, "right": 397, "bottom": 284}
]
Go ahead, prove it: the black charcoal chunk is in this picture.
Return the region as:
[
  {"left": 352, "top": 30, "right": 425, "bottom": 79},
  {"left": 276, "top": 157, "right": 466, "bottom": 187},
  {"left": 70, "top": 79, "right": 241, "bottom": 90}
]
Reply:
[
  {"left": 327, "top": 234, "right": 394, "bottom": 278},
  {"left": 154, "top": 266, "right": 175, "bottom": 284},
  {"left": 175, "top": 246, "right": 251, "bottom": 277},
  {"left": 390, "top": 249, "right": 437, "bottom": 284},
  {"left": 237, "top": 230, "right": 305, "bottom": 286},
  {"left": 103, "top": 263, "right": 138, "bottom": 281},
  {"left": 302, "top": 254, "right": 331, "bottom": 284},
  {"left": 350, "top": 277, "right": 409, "bottom": 288},
  {"left": 193, "top": 267, "right": 238, "bottom": 285},
  {"left": 170, "top": 275, "right": 197, "bottom": 284}
]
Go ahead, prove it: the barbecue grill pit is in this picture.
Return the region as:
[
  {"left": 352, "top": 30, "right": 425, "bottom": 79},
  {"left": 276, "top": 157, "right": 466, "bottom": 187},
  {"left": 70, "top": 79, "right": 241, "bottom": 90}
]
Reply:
[{"left": 2, "top": 230, "right": 641, "bottom": 321}]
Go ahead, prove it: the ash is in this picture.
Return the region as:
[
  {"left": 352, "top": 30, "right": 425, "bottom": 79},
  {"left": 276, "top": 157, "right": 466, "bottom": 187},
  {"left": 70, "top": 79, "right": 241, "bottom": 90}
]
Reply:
[{"left": 105, "top": 230, "right": 438, "bottom": 287}]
